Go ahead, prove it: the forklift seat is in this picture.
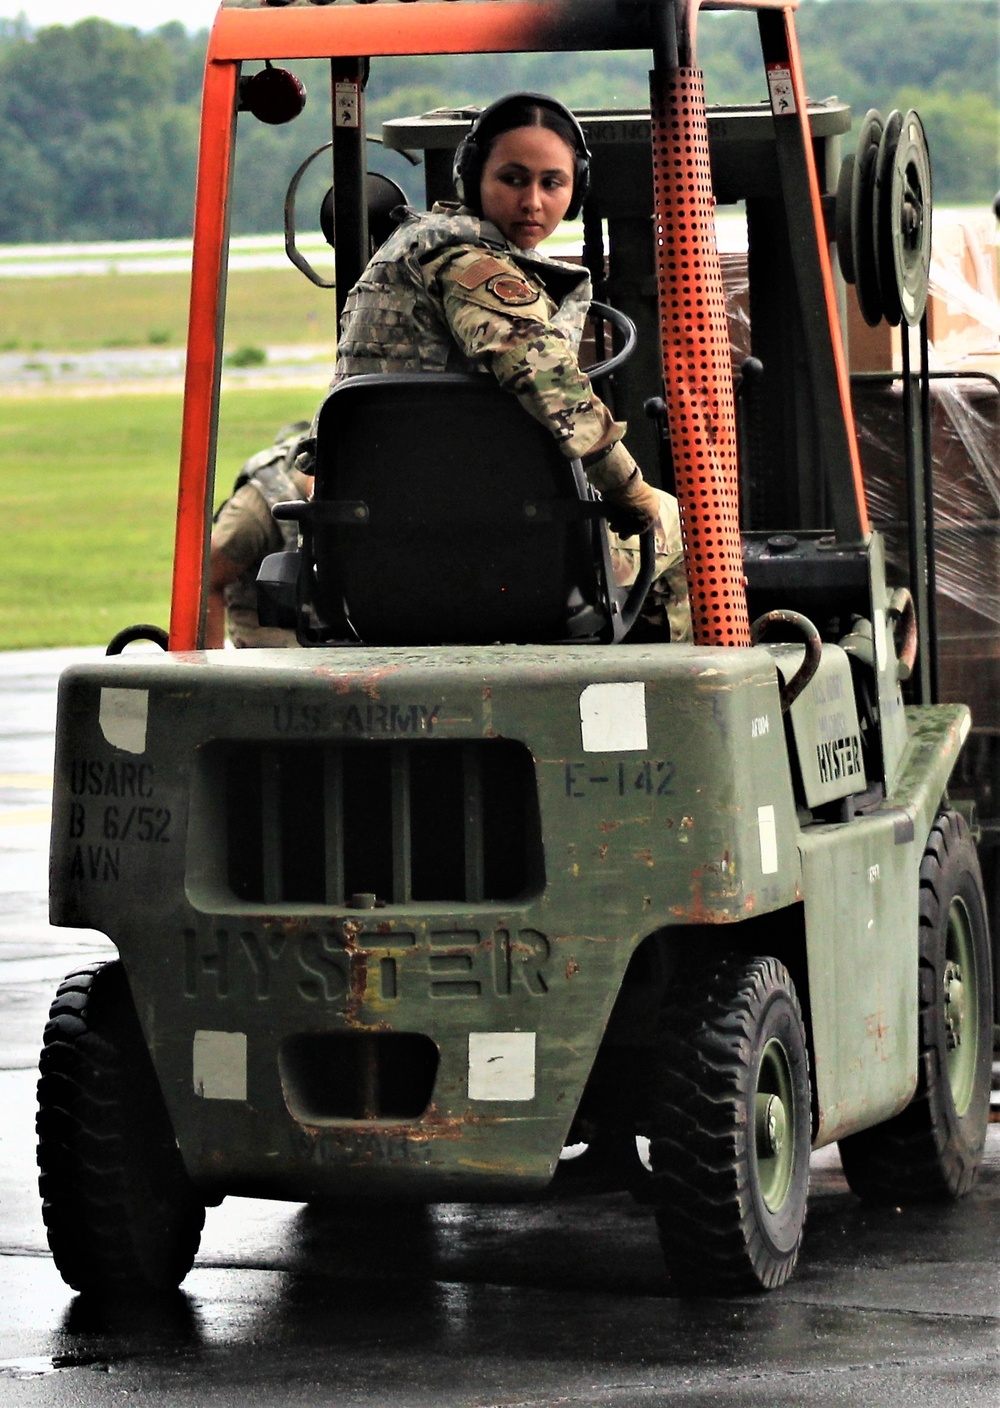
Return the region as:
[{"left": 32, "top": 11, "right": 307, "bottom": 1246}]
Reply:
[{"left": 276, "top": 372, "right": 654, "bottom": 647}]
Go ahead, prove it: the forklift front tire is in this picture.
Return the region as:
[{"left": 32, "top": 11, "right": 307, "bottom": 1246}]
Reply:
[
  {"left": 36, "top": 962, "right": 205, "bottom": 1297},
  {"left": 838, "top": 809, "right": 992, "bottom": 1203},
  {"left": 649, "top": 955, "right": 811, "bottom": 1294}
]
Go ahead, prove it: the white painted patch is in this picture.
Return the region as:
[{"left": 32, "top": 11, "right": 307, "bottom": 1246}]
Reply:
[
  {"left": 874, "top": 609, "right": 888, "bottom": 673},
  {"left": 193, "top": 1029, "right": 247, "bottom": 1101},
  {"left": 579, "top": 682, "right": 647, "bottom": 753},
  {"left": 751, "top": 715, "right": 770, "bottom": 739},
  {"left": 757, "top": 804, "right": 779, "bottom": 875},
  {"left": 468, "top": 1031, "right": 536, "bottom": 1102},
  {"left": 98, "top": 688, "right": 148, "bottom": 754}
]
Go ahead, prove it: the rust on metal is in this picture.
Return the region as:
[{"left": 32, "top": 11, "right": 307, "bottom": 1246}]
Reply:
[{"left": 298, "top": 1106, "right": 466, "bottom": 1145}]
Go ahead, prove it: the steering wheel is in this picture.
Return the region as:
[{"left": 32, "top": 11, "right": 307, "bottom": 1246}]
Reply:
[
  {"left": 586, "top": 301, "right": 637, "bottom": 382},
  {"left": 573, "top": 301, "right": 653, "bottom": 634}
]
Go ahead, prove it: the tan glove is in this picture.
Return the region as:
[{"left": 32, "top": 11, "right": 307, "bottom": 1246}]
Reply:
[
  {"left": 602, "top": 467, "right": 661, "bottom": 538},
  {"left": 580, "top": 438, "right": 658, "bottom": 538}
]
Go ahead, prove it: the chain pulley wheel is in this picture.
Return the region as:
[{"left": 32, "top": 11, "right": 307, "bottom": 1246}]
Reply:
[
  {"left": 850, "top": 109, "right": 885, "bottom": 327},
  {"left": 837, "top": 107, "right": 932, "bottom": 329},
  {"left": 889, "top": 110, "right": 932, "bottom": 326},
  {"left": 873, "top": 110, "right": 906, "bottom": 325},
  {"left": 835, "top": 148, "right": 857, "bottom": 283}
]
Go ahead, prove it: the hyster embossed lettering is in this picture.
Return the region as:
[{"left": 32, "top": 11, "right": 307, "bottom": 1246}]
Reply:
[
  {"left": 297, "top": 932, "right": 351, "bottom": 1003},
  {"left": 181, "top": 925, "right": 551, "bottom": 1004},
  {"left": 184, "top": 928, "right": 352, "bottom": 1004},
  {"left": 816, "top": 735, "right": 862, "bottom": 784},
  {"left": 427, "top": 929, "right": 551, "bottom": 998},
  {"left": 495, "top": 928, "right": 550, "bottom": 996}
]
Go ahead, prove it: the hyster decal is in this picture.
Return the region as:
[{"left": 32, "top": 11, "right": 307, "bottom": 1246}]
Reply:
[{"left": 816, "top": 735, "right": 862, "bottom": 784}]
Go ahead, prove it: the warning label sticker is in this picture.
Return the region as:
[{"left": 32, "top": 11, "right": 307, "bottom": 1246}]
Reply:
[
  {"left": 766, "top": 64, "right": 797, "bottom": 116},
  {"left": 335, "top": 81, "right": 359, "bottom": 128}
]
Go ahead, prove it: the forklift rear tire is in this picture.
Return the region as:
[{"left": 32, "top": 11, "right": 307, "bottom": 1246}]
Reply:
[
  {"left": 649, "top": 955, "right": 811, "bottom": 1293},
  {"left": 838, "top": 809, "right": 992, "bottom": 1203},
  {"left": 37, "top": 961, "right": 205, "bottom": 1296}
]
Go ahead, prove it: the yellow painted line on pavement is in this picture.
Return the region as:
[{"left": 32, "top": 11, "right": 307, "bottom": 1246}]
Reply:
[{"left": 0, "top": 775, "right": 55, "bottom": 828}]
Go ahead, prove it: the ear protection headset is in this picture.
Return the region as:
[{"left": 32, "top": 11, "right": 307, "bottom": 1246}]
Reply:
[{"left": 452, "top": 92, "right": 592, "bottom": 221}]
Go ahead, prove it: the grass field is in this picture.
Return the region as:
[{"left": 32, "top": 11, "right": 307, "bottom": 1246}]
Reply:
[
  {"left": 1, "top": 266, "right": 338, "bottom": 353},
  {"left": 0, "top": 387, "right": 318, "bottom": 649}
]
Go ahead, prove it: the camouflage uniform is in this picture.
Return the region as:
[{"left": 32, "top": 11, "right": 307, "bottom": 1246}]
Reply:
[
  {"left": 212, "top": 426, "right": 310, "bottom": 648},
  {"left": 607, "top": 493, "right": 691, "bottom": 643},
  {"left": 332, "top": 202, "right": 691, "bottom": 640}
]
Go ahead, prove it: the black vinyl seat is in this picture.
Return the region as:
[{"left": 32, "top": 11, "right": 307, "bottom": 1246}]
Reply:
[{"left": 267, "top": 372, "right": 654, "bottom": 647}]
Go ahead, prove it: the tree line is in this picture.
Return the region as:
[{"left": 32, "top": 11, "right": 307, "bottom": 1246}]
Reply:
[{"left": 0, "top": 0, "right": 995, "bottom": 245}]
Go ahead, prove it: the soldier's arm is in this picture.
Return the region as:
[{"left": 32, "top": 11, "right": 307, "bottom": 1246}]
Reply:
[
  {"left": 206, "top": 549, "right": 243, "bottom": 649},
  {"left": 424, "top": 249, "right": 615, "bottom": 453},
  {"left": 207, "top": 484, "right": 279, "bottom": 648},
  {"left": 425, "top": 246, "right": 661, "bottom": 531}
]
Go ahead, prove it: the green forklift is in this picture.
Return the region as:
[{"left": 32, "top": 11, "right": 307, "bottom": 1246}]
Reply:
[{"left": 37, "top": 0, "right": 994, "bottom": 1298}]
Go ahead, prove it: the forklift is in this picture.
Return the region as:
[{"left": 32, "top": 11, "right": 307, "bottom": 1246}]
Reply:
[{"left": 37, "top": 0, "right": 994, "bottom": 1298}]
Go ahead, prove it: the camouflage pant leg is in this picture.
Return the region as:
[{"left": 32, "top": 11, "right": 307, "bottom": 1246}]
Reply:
[{"left": 607, "top": 488, "right": 692, "bottom": 642}]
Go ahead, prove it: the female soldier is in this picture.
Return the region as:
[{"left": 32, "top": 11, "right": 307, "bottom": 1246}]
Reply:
[{"left": 331, "top": 92, "right": 688, "bottom": 636}]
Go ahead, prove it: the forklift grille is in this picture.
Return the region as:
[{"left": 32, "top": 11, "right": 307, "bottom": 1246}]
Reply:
[{"left": 207, "top": 739, "right": 543, "bottom": 907}]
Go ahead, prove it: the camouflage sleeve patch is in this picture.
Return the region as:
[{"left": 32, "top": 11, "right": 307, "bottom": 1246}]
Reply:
[
  {"left": 458, "top": 282, "right": 544, "bottom": 316},
  {"left": 486, "top": 273, "right": 540, "bottom": 306},
  {"left": 453, "top": 255, "right": 510, "bottom": 290},
  {"left": 428, "top": 245, "right": 544, "bottom": 316}
]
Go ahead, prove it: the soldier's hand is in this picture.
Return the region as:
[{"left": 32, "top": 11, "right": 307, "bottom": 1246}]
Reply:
[{"left": 604, "top": 471, "right": 660, "bottom": 539}]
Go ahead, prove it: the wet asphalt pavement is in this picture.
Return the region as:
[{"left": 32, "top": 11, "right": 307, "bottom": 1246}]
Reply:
[{"left": 0, "top": 648, "right": 997, "bottom": 1406}]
